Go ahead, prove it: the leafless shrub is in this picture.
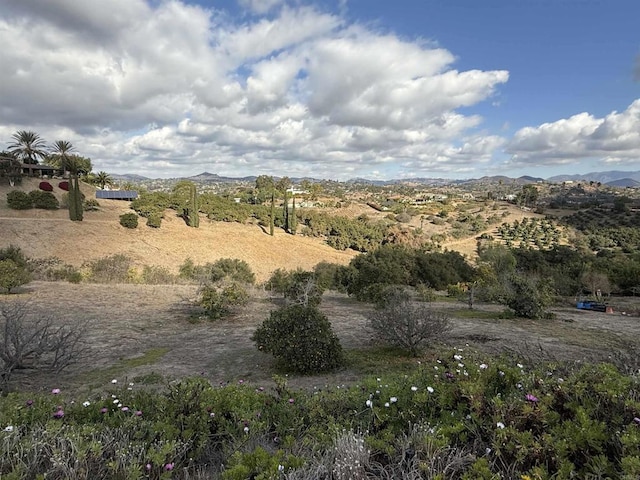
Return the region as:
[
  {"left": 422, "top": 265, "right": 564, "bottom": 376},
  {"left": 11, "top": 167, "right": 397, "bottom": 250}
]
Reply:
[
  {"left": 0, "top": 300, "right": 89, "bottom": 391},
  {"left": 368, "top": 288, "right": 450, "bottom": 356}
]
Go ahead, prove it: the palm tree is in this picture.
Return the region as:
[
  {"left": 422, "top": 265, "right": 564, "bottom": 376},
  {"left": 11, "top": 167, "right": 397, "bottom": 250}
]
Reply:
[
  {"left": 50, "top": 140, "right": 76, "bottom": 174},
  {"left": 8, "top": 130, "right": 47, "bottom": 165},
  {"left": 94, "top": 171, "right": 112, "bottom": 190}
]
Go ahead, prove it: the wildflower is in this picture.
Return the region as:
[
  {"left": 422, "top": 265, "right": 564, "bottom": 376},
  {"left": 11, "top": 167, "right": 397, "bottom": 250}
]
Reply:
[
  {"left": 164, "top": 463, "right": 174, "bottom": 471},
  {"left": 384, "top": 402, "right": 390, "bottom": 407},
  {"left": 634, "top": 417, "right": 640, "bottom": 425},
  {"left": 82, "top": 401, "right": 91, "bottom": 407},
  {"left": 454, "top": 354, "right": 462, "bottom": 361},
  {"left": 117, "top": 403, "right": 122, "bottom": 408},
  {"left": 288, "top": 398, "right": 295, "bottom": 404},
  {"left": 517, "top": 363, "right": 524, "bottom": 369},
  {"left": 485, "top": 447, "right": 492, "bottom": 455},
  {"left": 479, "top": 363, "right": 488, "bottom": 369},
  {"left": 498, "top": 371, "right": 505, "bottom": 377},
  {"left": 496, "top": 421, "right": 505, "bottom": 429},
  {"left": 445, "top": 372, "right": 454, "bottom": 379},
  {"left": 365, "top": 399, "right": 373, "bottom": 408},
  {"left": 51, "top": 388, "right": 61, "bottom": 395},
  {"left": 146, "top": 464, "right": 152, "bottom": 471},
  {"left": 53, "top": 409, "right": 64, "bottom": 419},
  {"left": 411, "top": 386, "right": 418, "bottom": 392},
  {"left": 100, "top": 408, "right": 108, "bottom": 414},
  {"left": 111, "top": 379, "right": 117, "bottom": 384},
  {"left": 238, "top": 379, "right": 244, "bottom": 384},
  {"left": 390, "top": 396, "right": 398, "bottom": 403},
  {"left": 4, "top": 426, "right": 14, "bottom": 432},
  {"left": 26, "top": 399, "right": 34, "bottom": 407},
  {"left": 278, "top": 465, "right": 285, "bottom": 472},
  {"left": 121, "top": 407, "right": 129, "bottom": 412},
  {"left": 135, "top": 411, "right": 143, "bottom": 416},
  {"left": 129, "top": 382, "right": 134, "bottom": 386},
  {"left": 243, "top": 426, "right": 249, "bottom": 433},
  {"left": 457, "top": 363, "right": 464, "bottom": 368},
  {"left": 525, "top": 394, "right": 538, "bottom": 403},
  {"left": 427, "top": 386, "right": 434, "bottom": 393},
  {"left": 113, "top": 399, "right": 119, "bottom": 404}
]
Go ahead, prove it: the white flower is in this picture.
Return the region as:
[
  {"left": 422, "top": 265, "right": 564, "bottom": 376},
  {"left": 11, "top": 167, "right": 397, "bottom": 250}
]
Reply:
[
  {"left": 210, "top": 412, "right": 215, "bottom": 417},
  {"left": 499, "top": 371, "right": 505, "bottom": 377},
  {"left": 496, "top": 422, "right": 505, "bottom": 429},
  {"left": 129, "top": 382, "right": 134, "bottom": 386},
  {"left": 111, "top": 379, "right": 117, "bottom": 384},
  {"left": 243, "top": 426, "right": 249, "bottom": 433},
  {"left": 4, "top": 426, "right": 14, "bottom": 432},
  {"left": 485, "top": 447, "right": 492, "bottom": 455},
  {"left": 454, "top": 354, "right": 462, "bottom": 361},
  {"left": 117, "top": 403, "right": 122, "bottom": 408},
  {"left": 479, "top": 363, "right": 488, "bottom": 369},
  {"left": 411, "top": 386, "right": 418, "bottom": 392},
  {"left": 458, "top": 363, "right": 464, "bottom": 368},
  {"left": 384, "top": 402, "right": 390, "bottom": 407},
  {"left": 390, "top": 397, "right": 398, "bottom": 403},
  {"left": 113, "top": 399, "right": 119, "bottom": 404},
  {"left": 278, "top": 465, "right": 285, "bottom": 472},
  {"left": 365, "top": 399, "right": 373, "bottom": 408},
  {"left": 82, "top": 401, "right": 90, "bottom": 407},
  {"left": 427, "top": 386, "right": 434, "bottom": 393},
  {"left": 517, "top": 363, "right": 524, "bottom": 369}
]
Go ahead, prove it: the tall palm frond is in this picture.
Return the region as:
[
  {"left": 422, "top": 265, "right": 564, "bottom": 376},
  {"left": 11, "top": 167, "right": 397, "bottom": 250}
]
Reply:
[{"left": 8, "top": 130, "right": 47, "bottom": 165}]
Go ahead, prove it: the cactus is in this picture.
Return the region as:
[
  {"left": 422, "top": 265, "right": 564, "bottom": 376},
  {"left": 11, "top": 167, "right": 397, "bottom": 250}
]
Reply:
[
  {"left": 282, "top": 188, "right": 289, "bottom": 233},
  {"left": 188, "top": 183, "right": 200, "bottom": 227},
  {"left": 68, "top": 175, "right": 83, "bottom": 221},
  {"left": 290, "top": 196, "right": 297, "bottom": 235},
  {"left": 269, "top": 191, "right": 275, "bottom": 236}
]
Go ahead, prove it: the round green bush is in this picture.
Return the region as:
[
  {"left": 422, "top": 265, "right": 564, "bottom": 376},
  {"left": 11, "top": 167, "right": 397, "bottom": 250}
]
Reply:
[
  {"left": 146, "top": 212, "right": 162, "bottom": 228},
  {"left": 252, "top": 305, "right": 345, "bottom": 374},
  {"left": 199, "top": 281, "right": 249, "bottom": 319},
  {"left": 6, "top": 190, "right": 32, "bottom": 210},
  {"left": 119, "top": 213, "right": 139, "bottom": 229},
  {"left": 28, "top": 190, "right": 59, "bottom": 209}
]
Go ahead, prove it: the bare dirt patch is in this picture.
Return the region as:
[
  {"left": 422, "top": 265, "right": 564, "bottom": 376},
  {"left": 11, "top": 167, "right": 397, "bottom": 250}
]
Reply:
[{"left": 5, "top": 282, "right": 640, "bottom": 395}]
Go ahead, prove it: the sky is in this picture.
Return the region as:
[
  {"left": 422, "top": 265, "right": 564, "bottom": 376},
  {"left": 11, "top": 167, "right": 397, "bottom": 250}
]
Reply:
[{"left": 0, "top": 0, "right": 638, "bottom": 181}]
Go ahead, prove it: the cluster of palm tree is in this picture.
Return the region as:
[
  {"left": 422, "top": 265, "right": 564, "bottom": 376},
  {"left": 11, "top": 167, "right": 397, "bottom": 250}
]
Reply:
[{"left": 4, "top": 130, "right": 113, "bottom": 189}]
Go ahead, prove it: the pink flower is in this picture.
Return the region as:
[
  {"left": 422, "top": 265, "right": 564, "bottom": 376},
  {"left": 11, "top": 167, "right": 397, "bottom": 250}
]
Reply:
[
  {"left": 26, "top": 400, "right": 34, "bottom": 407},
  {"left": 634, "top": 417, "right": 640, "bottom": 425},
  {"left": 100, "top": 407, "right": 108, "bottom": 414},
  {"left": 164, "top": 463, "right": 174, "bottom": 471},
  {"left": 53, "top": 409, "right": 64, "bottom": 419},
  {"left": 135, "top": 410, "right": 143, "bottom": 416},
  {"left": 288, "top": 398, "right": 295, "bottom": 404},
  {"left": 121, "top": 407, "right": 129, "bottom": 412},
  {"left": 146, "top": 464, "right": 152, "bottom": 471},
  {"left": 525, "top": 394, "right": 539, "bottom": 403},
  {"left": 51, "top": 388, "right": 61, "bottom": 395}
]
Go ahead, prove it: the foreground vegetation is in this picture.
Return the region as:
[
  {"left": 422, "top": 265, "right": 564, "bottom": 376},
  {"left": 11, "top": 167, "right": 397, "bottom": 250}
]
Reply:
[{"left": 1, "top": 353, "right": 639, "bottom": 479}]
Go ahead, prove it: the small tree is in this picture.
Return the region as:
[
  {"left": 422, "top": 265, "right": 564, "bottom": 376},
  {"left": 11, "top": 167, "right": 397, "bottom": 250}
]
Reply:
[
  {"left": 0, "top": 259, "right": 31, "bottom": 293},
  {"left": 119, "top": 213, "right": 139, "bottom": 228},
  {"left": 368, "top": 287, "right": 450, "bottom": 356},
  {"left": 503, "top": 273, "right": 554, "bottom": 319},
  {"left": 252, "top": 305, "right": 345, "bottom": 374},
  {"left": 0, "top": 301, "right": 89, "bottom": 392}
]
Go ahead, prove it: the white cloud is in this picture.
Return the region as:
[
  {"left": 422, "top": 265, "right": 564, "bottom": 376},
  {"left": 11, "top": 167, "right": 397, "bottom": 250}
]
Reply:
[
  {"left": 0, "top": 0, "right": 510, "bottom": 180},
  {"left": 506, "top": 99, "right": 640, "bottom": 168}
]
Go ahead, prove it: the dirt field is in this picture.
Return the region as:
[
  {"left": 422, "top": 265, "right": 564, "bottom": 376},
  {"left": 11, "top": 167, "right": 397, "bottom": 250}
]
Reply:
[{"left": 5, "top": 282, "right": 640, "bottom": 395}]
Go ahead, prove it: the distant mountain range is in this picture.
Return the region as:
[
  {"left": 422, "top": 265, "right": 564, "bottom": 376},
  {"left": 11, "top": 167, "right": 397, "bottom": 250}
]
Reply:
[{"left": 109, "top": 170, "right": 640, "bottom": 187}]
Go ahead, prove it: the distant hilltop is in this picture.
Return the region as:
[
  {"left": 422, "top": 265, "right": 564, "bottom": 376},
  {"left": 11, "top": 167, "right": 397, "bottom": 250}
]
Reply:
[{"left": 108, "top": 169, "right": 640, "bottom": 187}]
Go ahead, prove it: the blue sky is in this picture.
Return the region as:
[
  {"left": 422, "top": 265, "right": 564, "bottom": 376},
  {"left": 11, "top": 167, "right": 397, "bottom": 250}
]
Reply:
[{"left": 0, "top": 0, "right": 638, "bottom": 180}]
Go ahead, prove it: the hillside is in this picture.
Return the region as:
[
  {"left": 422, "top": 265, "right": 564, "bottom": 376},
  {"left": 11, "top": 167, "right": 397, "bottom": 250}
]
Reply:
[{"left": 0, "top": 178, "right": 356, "bottom": 282}]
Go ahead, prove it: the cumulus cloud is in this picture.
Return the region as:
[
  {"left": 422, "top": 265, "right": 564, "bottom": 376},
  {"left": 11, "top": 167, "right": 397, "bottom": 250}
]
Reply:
[
  {"left": 0, "top": 0, "right": 509, "bottom": 179},
  {"left": 506, "top": 99, "right": 640, "bottom": 168}
]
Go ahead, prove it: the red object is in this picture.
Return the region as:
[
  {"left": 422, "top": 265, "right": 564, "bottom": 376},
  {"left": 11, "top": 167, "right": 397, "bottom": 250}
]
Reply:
[
  {"left": 58, "top": 181, "right": 69, "bottom": 191},
  {"left": 39, "top": 181, "right": 53, "bottom": 191}
]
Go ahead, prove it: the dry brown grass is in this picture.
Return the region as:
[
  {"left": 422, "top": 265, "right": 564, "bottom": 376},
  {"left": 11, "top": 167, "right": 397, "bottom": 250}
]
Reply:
[{"left": 0, "top": 178, "right": 356, "bottom": 282}]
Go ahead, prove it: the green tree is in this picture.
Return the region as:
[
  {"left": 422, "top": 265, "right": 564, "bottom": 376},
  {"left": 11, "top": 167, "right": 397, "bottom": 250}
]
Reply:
[
  {"left": 0, "top": 259, "right": 31, "bottom": 293},
  {"left": 252, "top": 304, "right": 345, "bottom": 374},
  {"left": 8, "top": 130, "right": 47, "bottom": 165},
  {"left": 94, "top": 171, "right": 113, "bottom": 190},
  {"left": 0, "top": 151, "right": 21, "bottom": 186}
]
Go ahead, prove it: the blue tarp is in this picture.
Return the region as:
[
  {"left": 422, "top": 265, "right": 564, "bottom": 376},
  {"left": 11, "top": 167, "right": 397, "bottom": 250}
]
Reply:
[{"left": 96, "top": 190, "right": 138, "bottom": 200}]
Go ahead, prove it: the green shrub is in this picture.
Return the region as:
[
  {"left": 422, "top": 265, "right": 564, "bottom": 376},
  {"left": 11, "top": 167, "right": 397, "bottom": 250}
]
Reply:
[
  {"left": 140, "top": 265, "right": 175, "bottom": 284},
  {"left": 146, "top": 212, "right": 162, "bottom": 228},
  {"left": 199, "top": 281, "right": 249, "bottom": 320},
  {"left": 119, "top": 213, "right": 138, "bottom": 228},
  {"left": 252, "top": 304, "right": 345, "bottom": 374},
  {"left": 83, "top": 198, "right": 100, "bottom": 211},
  {"left": 6, "top": 190, "right": 32, "bottom": 209},
  {"left": 0, "top": 258, "right": 31, "bottom": 293},
  {"left": 208, "top": 258, "right": 256, "bottom": 284},
  {"left": 28, "top": 190, "right": 59, "bottom": 209},
  {"left": 264, "top": 268, "right": 290, "bottom": 293}
]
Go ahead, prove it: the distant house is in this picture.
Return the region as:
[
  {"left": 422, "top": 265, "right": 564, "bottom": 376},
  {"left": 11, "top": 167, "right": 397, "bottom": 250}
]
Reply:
[
  {"left": 96, "top": 190, "right": 138, "bottom": 201},
  {"left": 21, "top": 163, "right": 61, "bottom": 177}
]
